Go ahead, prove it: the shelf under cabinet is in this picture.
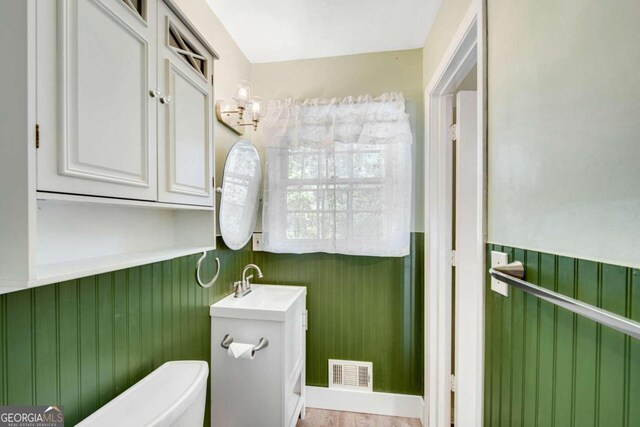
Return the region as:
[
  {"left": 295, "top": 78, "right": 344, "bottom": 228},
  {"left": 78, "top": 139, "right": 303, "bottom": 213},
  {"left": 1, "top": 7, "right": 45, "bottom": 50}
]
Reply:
[
  {"left": 0, "top": 245, "right": 213, "bottom": 293},
  {"left": 0, "top": 194, "right": 217, "bottom": 295},
  {"left": 34, "top": 245, "right": 212, "bottom": 287}
]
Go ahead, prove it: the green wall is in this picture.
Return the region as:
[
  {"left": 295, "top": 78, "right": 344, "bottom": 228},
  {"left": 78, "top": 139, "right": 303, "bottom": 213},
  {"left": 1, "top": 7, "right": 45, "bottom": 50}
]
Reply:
[
  {"left": 0, "top": 240, "right": 251, "bottom": 426},
  {"left": 485, "top": 244, "right": 640, "bottom": 427},
  {"left": 254, "top": 233, "right": 424, "bottom": 395},
  {"left": 0, "top": 235, "right": 423, "bottom": 424}
]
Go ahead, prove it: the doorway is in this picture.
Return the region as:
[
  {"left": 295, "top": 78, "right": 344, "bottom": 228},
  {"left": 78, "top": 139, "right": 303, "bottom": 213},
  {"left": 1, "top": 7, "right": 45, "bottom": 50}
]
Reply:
[{"left": 424, "top": 2, "right": 486, "bottom": 427}]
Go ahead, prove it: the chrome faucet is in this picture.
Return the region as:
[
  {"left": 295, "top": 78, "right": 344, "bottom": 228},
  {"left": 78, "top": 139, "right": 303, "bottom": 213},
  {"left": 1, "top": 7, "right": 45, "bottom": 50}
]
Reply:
[{"left": 234, "top": 264, "right": 263, "bottom": 298}]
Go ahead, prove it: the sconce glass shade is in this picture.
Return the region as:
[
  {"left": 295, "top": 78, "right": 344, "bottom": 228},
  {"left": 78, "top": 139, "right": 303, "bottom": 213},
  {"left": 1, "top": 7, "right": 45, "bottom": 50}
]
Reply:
[
  {"left": 233, "top": 80, "right": 252, "bottom": 108},
  {"left": 249, "top": 96, "right": 264, "bottom": 121}
]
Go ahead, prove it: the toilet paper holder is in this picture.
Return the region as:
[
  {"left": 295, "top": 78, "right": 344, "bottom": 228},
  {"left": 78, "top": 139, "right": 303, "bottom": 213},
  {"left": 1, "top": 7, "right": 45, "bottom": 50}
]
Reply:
[{"left": 220, "top": 334, "right": 269, "bottom": 356}]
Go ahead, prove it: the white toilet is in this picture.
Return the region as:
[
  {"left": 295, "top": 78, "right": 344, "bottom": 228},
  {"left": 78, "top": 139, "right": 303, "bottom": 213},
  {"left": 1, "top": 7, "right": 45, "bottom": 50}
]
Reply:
[{"left": 77, "top": 361, "right": 209, "bottom": 427}]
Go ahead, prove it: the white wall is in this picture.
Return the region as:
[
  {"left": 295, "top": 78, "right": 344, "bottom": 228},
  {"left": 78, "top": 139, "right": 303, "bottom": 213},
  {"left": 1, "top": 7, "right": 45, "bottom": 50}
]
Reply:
[
  {"left": 487, "top": 0, "right": 640, "bottom": 267},
  {"left": 423, "top": 0, "right": 640, "bottom": 267}
]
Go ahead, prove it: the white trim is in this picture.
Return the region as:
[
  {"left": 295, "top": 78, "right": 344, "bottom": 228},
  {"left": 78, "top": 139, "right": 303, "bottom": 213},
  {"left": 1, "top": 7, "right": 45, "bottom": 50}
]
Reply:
[
  {"left": 36, "top": 191, "right": 215, "bottom": 211},
  {"left": 305, "top": 386, "right": 424, "bottom": 423},
  {"left": 424, "top": 4, "right": 479, "bottom": 95},
  {"left": 424, "top": 1, "right": 486, "bottom": 426}
]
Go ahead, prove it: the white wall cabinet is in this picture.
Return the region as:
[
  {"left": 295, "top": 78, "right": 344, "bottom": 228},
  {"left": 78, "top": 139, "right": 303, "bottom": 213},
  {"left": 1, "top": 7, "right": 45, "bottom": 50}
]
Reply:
[
  {"left": 37, "top": 0, "right": 215, "bottom": 206},
  {"left": 37, "top": 0, "right": 159, "bottom": 201},
  {"left": 0, "top": 0, "right": 219, "bottom": 294},
  {"left": 157, "top": 2, "right": 214, "bottom": 205}
]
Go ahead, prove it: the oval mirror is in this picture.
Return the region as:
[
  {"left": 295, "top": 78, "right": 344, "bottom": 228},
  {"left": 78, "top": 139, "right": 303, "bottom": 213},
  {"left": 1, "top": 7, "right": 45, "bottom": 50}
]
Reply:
[{"left": 219, "top": 139, "right": 262, "bottom": 250}]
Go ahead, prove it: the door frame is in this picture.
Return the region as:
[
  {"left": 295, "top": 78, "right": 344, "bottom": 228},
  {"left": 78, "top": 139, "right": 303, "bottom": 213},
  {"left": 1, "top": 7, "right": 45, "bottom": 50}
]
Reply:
[{"left": 423, "top": 1, "right": 486, "bottom": 426}]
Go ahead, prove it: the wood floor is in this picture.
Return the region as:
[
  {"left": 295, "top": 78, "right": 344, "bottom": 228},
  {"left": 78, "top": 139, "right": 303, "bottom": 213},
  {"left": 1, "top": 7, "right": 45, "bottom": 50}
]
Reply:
[{"left": 296, "top": 408, "right": 422, "bottom": 427}]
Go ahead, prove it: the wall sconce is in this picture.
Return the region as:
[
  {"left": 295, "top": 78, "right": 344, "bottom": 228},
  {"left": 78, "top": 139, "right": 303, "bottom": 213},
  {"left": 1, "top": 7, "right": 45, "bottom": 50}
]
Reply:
[{"left": 216, "top": 80, "right": 265, "bottom": 135}]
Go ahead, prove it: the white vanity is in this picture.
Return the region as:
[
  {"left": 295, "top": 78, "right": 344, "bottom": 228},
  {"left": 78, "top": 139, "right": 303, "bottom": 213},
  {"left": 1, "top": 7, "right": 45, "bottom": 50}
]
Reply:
[{"left": 210, "top": 284, "right": 307, "bottom": 427}]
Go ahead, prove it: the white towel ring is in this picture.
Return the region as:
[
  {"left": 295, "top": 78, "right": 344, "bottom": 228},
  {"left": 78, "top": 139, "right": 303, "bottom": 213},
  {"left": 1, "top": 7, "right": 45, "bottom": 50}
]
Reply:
[{"left": 195, "top": 251, "right": 220, "bottom": 288}]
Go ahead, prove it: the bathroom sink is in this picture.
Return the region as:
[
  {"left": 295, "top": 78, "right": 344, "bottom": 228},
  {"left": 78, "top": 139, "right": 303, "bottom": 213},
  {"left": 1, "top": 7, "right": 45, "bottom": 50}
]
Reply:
[{"left": 210, "top": 284, "right": 306, "bottom": 321}]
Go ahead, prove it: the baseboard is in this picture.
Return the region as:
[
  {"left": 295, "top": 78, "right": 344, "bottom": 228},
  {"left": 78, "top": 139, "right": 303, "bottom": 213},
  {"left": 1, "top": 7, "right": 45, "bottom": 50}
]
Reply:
[{"left": 305, "top": 386, "right": 424, "bottom": 422}]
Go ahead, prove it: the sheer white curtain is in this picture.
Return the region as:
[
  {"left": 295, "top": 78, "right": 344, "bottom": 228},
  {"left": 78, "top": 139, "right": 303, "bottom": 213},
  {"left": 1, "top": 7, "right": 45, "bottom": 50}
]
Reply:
[{"left": 261, "top": 93, "right": 413, "bottom": 257}]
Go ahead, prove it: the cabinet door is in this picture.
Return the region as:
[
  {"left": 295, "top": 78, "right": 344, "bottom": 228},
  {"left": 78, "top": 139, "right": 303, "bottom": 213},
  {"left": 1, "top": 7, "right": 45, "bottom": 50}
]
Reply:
[
  {"left": 37, "top": 0, "right": 157, "bottom": 200},
  {"left": 157, "top": 3, "right": 214, "bottom": 206}
]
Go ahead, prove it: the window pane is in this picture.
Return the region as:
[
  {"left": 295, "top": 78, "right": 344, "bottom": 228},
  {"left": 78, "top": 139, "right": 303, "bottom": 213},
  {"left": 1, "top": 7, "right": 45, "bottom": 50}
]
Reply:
[
  {"left": 353, "top": 151, "right": 384, "bottom": 178},
  {"left": 335, "top": 186, "right": 348, "bottom": 211},
  {"left": 302, "top": 154, "right": 319, "bottom": 179},
  {"left": 287, "top": 213, "right": 318, "bottom": 239},
  {"left": 320, "top": 213, "right": 334, "bottom": 240},
  {"left": 335, "top": 213, "right": 347, "bottom": 239},
  {"left": 352, "top": 185, "right": 384, "bottom": 211},
  {"left": 288, "top": 154, "right": 303, "bottom": 179},
  {"left": 333, "top": 153, "right": 350, "bottom": 178},
  {"left": 352, "top": 212, "right": 384, "bottom": 239},
  {"left": 321, "top": 185, "right": 348, "bottom": 211},
  {"left": 321, "top": 186, "right": 335, "bottom": 211},
  {"left": 287, "top": 187, "right": 317, "bottom": 211},
  {"left": 319, "top": 212, "right": 348, "bottom": 240}
]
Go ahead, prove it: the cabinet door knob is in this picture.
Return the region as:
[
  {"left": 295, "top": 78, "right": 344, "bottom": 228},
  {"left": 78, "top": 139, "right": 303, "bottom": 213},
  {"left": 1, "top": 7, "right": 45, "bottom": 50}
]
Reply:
[
  {"left": 149, "top": 89, "right": 161, "bottom": 98},
  {"left": 160, "top": 95, "right": 172, "bottom": 104}
]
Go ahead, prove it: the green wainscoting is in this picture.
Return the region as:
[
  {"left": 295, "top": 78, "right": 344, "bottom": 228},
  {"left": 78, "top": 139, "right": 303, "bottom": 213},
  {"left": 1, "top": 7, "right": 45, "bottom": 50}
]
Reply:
[
  {"left": 254, "top": 232, "right": 424, "bottom": 396},
  {"left": 0, "top": 239, "right": 251, "bottom": 426},
  {"left": 0, "top": 234, "right": 424, "bottom": 425},
  {"left": 485, "top": 244, "right": 640, "bottom": 427}
]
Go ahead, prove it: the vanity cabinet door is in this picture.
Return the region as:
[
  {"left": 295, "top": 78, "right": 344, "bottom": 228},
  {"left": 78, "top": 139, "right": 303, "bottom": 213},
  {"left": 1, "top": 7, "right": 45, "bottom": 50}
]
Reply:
[
  {"left": 37, "top": 0, "right": 158, "bottom": 200},
  {"left": 156, "top": 3, "right": 214, "bottom": 206}
]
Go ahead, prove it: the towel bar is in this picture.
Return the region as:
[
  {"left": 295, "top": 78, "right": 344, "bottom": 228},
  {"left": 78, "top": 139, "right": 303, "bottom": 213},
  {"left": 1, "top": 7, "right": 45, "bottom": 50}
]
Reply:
[{"left": 490, "top": 262, "right": 640, "bottom": 340}]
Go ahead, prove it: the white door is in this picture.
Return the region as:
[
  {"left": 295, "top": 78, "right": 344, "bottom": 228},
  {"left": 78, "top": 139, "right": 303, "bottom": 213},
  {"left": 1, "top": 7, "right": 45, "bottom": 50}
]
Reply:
[
  {"left": 453, "top": 91, "right": 482, "bottom": 426},
  {"left": 156, "top": 3, "right": 214, "bottom": 206},
  {"left": 37, "top": 0, "right": 158, "bottom": 200}
]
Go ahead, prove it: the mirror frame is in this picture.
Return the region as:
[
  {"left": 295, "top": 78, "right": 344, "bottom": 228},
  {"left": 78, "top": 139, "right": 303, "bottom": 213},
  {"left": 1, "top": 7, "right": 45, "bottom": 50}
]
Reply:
[{"left": 218, "top": 139, "right": 262, "bottom": 250}]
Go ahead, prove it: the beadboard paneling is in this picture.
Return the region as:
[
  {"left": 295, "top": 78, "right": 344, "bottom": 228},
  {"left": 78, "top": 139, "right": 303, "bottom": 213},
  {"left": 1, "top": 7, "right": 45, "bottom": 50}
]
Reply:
[
  {"left": 485, "top": 244, "right": 640, "bottom": 427},
  {"left": 0, "top": 234, "right": 423, "bottom": 424},
  {"left": 0, "top": 238, "right": 251, "bottom": 426},
  {"left": 253, "top": 233, "right": 424, "bottom": 395}
]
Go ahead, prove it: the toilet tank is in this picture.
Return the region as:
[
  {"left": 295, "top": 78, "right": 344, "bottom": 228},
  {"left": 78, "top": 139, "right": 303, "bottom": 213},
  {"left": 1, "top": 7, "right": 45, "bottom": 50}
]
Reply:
[{"left": 77, "top": 361, "right": 209, "bottom": 427}]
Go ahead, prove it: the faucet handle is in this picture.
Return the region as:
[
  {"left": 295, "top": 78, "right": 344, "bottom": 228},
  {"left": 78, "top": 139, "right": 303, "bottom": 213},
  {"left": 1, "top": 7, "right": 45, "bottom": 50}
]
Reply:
[
  {"left": 233, "top": 281, "right": 243, "bottom": 294},
  {"left": 245, "top": 274, "right": 254, "bottom": 282}
]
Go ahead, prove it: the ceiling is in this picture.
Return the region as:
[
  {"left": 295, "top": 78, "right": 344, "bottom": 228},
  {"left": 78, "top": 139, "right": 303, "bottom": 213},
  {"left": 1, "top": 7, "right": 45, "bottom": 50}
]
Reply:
[{"left": 205, "top": 0, "right": 442, "bottom": 63}]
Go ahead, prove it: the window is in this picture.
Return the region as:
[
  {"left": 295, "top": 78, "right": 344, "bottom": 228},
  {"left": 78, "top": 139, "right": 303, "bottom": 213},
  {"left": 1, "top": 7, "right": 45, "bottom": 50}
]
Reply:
[
  {"left": 284, "top": 144, "right": 386, "bottom": 240},
  {"left": 262, "top": 93, "right": 412, "bottom": 257}
]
